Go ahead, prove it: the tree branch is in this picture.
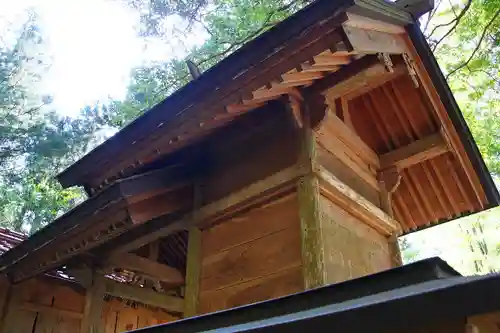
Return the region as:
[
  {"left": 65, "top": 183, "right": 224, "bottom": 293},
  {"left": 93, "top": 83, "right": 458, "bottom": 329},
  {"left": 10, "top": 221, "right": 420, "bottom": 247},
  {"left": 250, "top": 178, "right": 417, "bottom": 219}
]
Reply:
[
  {"left": 446, "top": 8, "right": 500, "bottom": 79},
  {"left": 429, "top": 0, "right": 473, "bottom": 51},
  {"left": 423, "top": 0, "right": 443, "bottom": 33}
]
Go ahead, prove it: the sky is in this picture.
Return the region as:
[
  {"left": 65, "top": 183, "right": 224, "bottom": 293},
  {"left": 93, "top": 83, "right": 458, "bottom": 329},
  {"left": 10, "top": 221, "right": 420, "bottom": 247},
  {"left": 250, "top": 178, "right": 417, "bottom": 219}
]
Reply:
[{"left": 0, "top": 0, "right": 207, "bottom": 116}]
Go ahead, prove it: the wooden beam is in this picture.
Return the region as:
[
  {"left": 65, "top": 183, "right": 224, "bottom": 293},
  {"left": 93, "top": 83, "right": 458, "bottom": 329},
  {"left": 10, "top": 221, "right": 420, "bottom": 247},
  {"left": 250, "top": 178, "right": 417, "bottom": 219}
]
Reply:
[
  {"left": 80, "top": 273, "right": 106, "bottom": 333},
  {"left": 127, "top": 186, "right": 192, "bottom": 224},
  {"left": 323, "top": 112, "right": 379, "bottom": 168},
  {"left": 380, "top": 132, "right": 449, "bottom": 170},
  {"left": 104, "top": 280, "right": 184, "bottom": 313},
  {"left": 197, "top": 164, "right": 302, "bottom": 225},
  {"left": 307, "top": 54, "right": 403, "bottom": 97},
  {"left": 299, "top": 63, "right": 340, "bottom": 73},
  {"left": 281, "top": 71, "right": 324, "bottom": 84},
  {"left": 107, "top": 253, "right": 184, "bottom": 285},
  {"left": 315, "top": 165, "right": 401, "bottom": 236},
  {"left": 108, "top": 165, "right": 303, "bottom": 255},
  {"left": 312, "top": 54, "right": 351, "bottom": 66},
  {"left": 341, "top": 25, "right": 406, "bottom": 54},
  {"left": 343, "top": 12, "right": 406, "bottom": 34}
]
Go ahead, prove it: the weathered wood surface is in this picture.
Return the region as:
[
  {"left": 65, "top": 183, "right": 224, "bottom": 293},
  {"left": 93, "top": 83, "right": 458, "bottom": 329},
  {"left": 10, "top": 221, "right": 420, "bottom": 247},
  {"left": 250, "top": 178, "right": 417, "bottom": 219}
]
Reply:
[
  {"left": 319, "top": 194, "right": 392, "bottom": 284},
  {"left": 315, "top": 112, "right": 381, "bottom": 205},
  {"left": 106, "top": 253, "right": 184, "bottom": 286},
  {"left": 199, "top": 194, "right": 302, "bottom": 313},
  {"left": 380, "top": 132, "right": 449, "bottom": 170},
  {"left": 316, "top": 165, "right": 401, "bottom": 235},
  {"left": 81, "top": 274, "right": 106, "bottom": 333},
  {"left": 184, "top": 227, "right": 202, "bottom": 318},
  {"left": 0, "top": 276, "right": 179, "bottom": 333},
  {"left": 341, "top": 25, "right": 406, "bottom": 54},
  {"left": 105, "top": 280, "right": 184, "bottom": 314},
  {"left": 296, "top": 107, "right": 326, "bottom": 290}
]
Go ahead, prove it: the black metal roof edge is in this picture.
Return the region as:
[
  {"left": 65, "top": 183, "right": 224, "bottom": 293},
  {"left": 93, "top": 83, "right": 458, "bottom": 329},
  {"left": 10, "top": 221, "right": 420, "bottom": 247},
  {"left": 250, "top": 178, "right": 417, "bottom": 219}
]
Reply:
[
  {"left": 56, "top": 0, "right": 415, "bottom": 189},
  {"left": 201, "top": 274, "right": 500, "bottom": 333},
  {"left": 130, "top": 258, "right": 459, "bottom": 333},
  {"left": 134, "top": 269, "right": 500, "bottom": 333},
  {"left": 406, "top": 24, "right": 500, "bottom": 207}
]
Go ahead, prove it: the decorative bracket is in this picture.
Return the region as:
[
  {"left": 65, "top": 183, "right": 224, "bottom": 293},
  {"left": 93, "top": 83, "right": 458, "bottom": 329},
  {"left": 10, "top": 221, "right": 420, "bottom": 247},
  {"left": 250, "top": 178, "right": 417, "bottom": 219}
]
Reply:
[
  {"left": 403, "top": 52, "right": 420, "bottom": 88},
  {"left": 377, "top": 166, "right": 402, "bottom": 218},
  {"left": 378, "top": 53, "right": 394, "bottom": 73},
  {"left": 378, "top": 166, "right": 402, "bottom": 194}
]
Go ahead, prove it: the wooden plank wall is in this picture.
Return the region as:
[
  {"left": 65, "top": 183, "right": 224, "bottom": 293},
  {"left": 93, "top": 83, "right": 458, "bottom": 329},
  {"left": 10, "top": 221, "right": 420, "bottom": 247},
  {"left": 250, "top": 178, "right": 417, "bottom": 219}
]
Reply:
[
  {"left": 319, "top": 194, "right": 392, "bottom": 284},
  {"left": 201, "top": 114, "right": 298, "bottom": 205},
  {"left": 198, "top": 194, "right": 303, "bottom": 314},
  {"left": 102, "top": 300, "right": 177, "bottom": 332},
  {"left": 313, "top": 110, "right": 393, "bottom": 284},
  {"left": 468, "top": 311, "right": 500, "bottom": 333},
  {"left": 0, "top": 277, "right": 178, "bottom": 333}
]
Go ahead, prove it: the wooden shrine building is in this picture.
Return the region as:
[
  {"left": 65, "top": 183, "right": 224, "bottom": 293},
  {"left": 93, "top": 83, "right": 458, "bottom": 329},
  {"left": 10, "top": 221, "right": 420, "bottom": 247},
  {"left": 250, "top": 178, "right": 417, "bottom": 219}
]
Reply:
[{"left": 0, "top": 0, "right": 498, "bottom": 331}]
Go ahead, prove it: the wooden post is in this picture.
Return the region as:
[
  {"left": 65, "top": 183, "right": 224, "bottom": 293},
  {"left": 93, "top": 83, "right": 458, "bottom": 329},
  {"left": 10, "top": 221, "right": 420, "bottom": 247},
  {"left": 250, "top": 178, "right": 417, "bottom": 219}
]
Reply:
[
  {"left": 80, "top": 271, "right": 106, "bottom": 333},
  {"left": 184, "top": 227, "right": 202, "bottom": 317},
  {"left": 293, "top": 92, "right": 326, "bottom": 290},
  {"left": 378, "top": 167, "right": 403, "bottom": 267},
  {"left": 183, "top": 180, "right": 203, "bottom": 318},
  {"left": 0, "top": 275, "right": 12, "bottom": 332}
]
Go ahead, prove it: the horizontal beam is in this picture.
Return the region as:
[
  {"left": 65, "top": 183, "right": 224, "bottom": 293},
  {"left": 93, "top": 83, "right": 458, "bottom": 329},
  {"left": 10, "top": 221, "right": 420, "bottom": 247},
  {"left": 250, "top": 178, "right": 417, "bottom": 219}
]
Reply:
[
  {"left": 105, "top": 280, "right": 184, "bottom": 313},
  {"left": 108, "top": 165, "right": 304, "bottom": 255},
  {"left": 341, "top": 25, "right": 406, "bottom": 54},
  {"left": 315, "top": 165, "right": 401, "bottom": 235},
  {"left": 380, "top": 132, "right": 449, "bottom": 170},
  {"left": 127, "top": 186, "right": 192, "bottom": 224},
  {"left": 106, "top": 253, "right": 184, "bottom": 285}
]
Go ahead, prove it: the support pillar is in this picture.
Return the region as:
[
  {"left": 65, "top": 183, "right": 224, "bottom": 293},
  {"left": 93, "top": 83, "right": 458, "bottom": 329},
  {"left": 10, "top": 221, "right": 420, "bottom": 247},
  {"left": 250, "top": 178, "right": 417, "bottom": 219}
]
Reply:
[
  {"left": 292, "top": 90, "right": 328, "bottom": 290},
  {"left": 80, "top": 271, "right": 106, "bottom": 333},
  {"left": 183, "top": 179, "right": 203, "bottom": 318},
  {"left": 184, "top": 227, "right": 202, "bottom": 317}
]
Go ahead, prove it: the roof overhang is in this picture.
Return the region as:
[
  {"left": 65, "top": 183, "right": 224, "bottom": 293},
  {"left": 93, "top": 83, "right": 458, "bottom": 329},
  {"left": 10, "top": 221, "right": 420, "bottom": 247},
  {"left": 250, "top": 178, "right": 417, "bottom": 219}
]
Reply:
[
  {"left": 56, "top": 0, "right": 415, "bottom": 190},
  {"left": 0, "top": 166, "right": 193, "bottom": 282}
]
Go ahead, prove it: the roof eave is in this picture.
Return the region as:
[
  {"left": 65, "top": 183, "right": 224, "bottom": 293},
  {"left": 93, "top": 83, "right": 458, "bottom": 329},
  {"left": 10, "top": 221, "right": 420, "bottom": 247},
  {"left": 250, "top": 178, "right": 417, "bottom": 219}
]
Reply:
[{"left": 56, "top": 0, "right": 416, "bottom": 189}]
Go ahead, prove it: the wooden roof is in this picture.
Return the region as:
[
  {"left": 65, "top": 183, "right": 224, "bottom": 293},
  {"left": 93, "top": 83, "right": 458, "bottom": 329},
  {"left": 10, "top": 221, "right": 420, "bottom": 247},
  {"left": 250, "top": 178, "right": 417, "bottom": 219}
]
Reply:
[
  {"left": 56, "top": 0, "right": 415, "bottom": 190},
  {"left": 1, "top": 0, "right": 499, "bottom": 283},
  {"left": 54, "top": 0, "right": 497, "bottom": 210}
]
